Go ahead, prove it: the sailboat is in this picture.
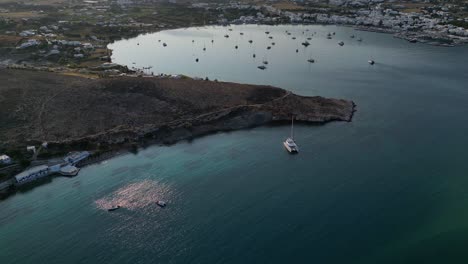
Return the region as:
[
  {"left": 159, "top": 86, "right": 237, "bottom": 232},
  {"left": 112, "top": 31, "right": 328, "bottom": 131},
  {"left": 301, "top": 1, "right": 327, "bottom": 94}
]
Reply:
[{"left": 283, "top": 116, "right": 299, "bottom": 153}]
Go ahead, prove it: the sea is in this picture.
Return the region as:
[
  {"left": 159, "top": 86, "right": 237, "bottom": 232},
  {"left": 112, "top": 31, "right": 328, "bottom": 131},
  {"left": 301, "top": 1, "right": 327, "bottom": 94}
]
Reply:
[{"left": 1, "top": 25, "right": 468, "bottom": 263}]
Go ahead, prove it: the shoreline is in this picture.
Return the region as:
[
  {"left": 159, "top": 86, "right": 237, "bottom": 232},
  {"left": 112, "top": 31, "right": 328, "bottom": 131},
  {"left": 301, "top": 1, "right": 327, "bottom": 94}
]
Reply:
[
  {"left": 0, "top": 69, "right": 355, "bottom": 199},
  {"left": 5, "top": 22, "right": 462, "bottom": 77},
  {"left": 0, "top": 113, "right": 356, "bottom": 200},
  {"left": 4, "top": 22, "right": 466, "bottom": 72}
]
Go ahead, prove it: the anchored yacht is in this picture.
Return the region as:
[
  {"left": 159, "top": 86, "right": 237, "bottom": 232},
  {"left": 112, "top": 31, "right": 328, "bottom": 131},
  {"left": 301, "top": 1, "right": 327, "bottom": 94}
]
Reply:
[{"left": 283, "top": 117, "right": 299, "bottom": 153}]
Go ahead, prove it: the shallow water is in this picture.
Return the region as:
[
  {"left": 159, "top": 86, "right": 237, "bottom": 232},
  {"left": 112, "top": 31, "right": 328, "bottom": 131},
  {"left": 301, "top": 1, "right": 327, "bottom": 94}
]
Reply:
[{"left": 1, "top": 25, "right": 468, "bottom": 263}]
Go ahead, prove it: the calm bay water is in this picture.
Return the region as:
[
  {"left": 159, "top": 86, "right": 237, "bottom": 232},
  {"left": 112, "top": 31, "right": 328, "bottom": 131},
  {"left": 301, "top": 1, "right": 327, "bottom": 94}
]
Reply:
[{"left": 2, "top": 25, "right": 468, "bottom": 263}]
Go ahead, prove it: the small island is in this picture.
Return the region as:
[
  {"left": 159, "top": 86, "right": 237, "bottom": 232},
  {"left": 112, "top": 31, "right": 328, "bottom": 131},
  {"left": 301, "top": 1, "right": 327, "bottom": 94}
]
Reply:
[{"left": 0, "top": 68, "right": 355, "bottom": 193}]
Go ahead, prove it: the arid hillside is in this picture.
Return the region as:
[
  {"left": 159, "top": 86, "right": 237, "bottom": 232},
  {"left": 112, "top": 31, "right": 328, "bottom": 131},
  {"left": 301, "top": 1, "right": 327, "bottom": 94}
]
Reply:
[{"left": 0, "top": 69, "right": 355, "bottom": 149}]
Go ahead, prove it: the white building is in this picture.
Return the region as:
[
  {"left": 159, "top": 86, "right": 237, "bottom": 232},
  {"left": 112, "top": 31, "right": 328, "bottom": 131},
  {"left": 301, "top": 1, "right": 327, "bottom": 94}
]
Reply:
[
  {"left": 17, "top": 39, "right": 40, "bottom": 49},
  {"left": 0, "top": 155, "right": 11, "bottom": 165},
  {"left": 19, "top": 30, "right": 36, "bottom": 37},
  {"left": 15, "top": 165, "right": 50, "bottom": 185},
  {"left": 64, "top": 151, "right": 90, "bottom": 165},
  {"left": 26, "top": 146, "right": 36, "bottom": 153}
]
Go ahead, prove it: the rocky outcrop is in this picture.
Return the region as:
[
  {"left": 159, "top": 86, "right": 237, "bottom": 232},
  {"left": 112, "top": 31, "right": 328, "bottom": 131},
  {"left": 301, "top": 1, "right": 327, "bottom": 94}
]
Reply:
[{"left": 0, "top": 69, "right": 355, "bottom": 149}]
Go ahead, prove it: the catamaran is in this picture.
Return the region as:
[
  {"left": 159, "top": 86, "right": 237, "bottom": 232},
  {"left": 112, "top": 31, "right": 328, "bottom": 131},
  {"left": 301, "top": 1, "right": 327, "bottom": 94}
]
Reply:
[{"left": 283, "top": 116, "right": 299, "bottom": 153}]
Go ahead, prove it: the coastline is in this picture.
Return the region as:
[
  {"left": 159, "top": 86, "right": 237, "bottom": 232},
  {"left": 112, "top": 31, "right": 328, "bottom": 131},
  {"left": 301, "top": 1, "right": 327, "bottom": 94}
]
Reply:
[
  {"left": 3, "top": 21, "right": 466, "bottom": 71},
  {"left": 0, "top": 68, "right": 355, "bottom": 199}
]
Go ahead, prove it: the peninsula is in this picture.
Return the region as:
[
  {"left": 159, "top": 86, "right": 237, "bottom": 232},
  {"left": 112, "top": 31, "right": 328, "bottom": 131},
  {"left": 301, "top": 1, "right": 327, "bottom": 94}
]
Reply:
[
  {"left": 0, "top": 68, "right": 354, "bottom": 191},
  {"left": 0, "top": 69, "right": 355, "bottom": 150}
]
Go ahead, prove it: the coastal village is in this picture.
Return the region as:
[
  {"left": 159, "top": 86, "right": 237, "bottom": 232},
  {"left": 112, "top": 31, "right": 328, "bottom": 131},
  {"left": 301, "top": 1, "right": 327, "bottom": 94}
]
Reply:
[
  {"left": 0, "top": 0, "right": 467, "bottom": 195},
  {"left": 0, "top": 0, "right": 467, "bottom": 71}
]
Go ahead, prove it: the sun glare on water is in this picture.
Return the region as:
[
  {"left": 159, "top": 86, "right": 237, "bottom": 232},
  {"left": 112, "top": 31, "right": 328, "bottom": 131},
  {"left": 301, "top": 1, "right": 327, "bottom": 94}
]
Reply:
[{"left": 94, "top": 180, "right": 172, "bottom": 211}]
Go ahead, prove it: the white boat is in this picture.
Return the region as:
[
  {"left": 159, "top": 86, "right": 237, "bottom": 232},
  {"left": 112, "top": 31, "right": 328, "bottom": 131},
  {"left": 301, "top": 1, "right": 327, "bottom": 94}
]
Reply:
[
  {"left": 157, "top": 201, "right": 166, "bottom": 207},
  {"left": 368, "top": 60, "right": 375, "bottom": 65},
  {"left": 283, "top": 117, "right": 299, "bottom": 153}
]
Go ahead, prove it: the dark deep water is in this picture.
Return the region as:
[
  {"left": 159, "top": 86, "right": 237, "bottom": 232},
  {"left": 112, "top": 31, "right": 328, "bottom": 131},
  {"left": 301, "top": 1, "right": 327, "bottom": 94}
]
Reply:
[{"left": 1, "top": 25, "right": 468, "bottom": 263}]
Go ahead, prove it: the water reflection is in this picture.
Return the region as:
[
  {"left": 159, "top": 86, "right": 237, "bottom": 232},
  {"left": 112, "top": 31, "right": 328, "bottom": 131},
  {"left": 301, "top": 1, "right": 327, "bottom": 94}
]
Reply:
[{"left": 95, "top": 180, "right": 172, "bottom": 211}]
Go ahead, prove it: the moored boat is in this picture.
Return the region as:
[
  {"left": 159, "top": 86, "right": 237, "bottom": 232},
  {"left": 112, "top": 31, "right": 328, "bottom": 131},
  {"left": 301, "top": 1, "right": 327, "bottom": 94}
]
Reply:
[
  {"left": 108, "top": 206, "right": 121, "bottom": 212},
  {"left": 283, "top": 116, "right": 299, "bottom": 154}
]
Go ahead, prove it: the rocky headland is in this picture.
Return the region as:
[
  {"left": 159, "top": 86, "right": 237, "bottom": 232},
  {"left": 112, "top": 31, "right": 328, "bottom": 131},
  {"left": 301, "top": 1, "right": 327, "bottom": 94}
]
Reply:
[{"left": 0, "top": 69, "right": 355, "bottom": 152}]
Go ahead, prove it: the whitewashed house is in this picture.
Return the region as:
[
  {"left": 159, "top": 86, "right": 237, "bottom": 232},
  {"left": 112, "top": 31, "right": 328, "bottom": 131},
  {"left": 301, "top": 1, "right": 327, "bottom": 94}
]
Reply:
[{"left": 0, "top": 155, "right": 11, "bottom": 165}]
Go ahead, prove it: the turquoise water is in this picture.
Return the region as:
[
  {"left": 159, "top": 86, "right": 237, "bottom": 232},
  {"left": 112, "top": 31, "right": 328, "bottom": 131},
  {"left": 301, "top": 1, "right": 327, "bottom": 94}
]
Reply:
[{"left": 2, "top": 25, "right": 468, "bottom": 263}]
